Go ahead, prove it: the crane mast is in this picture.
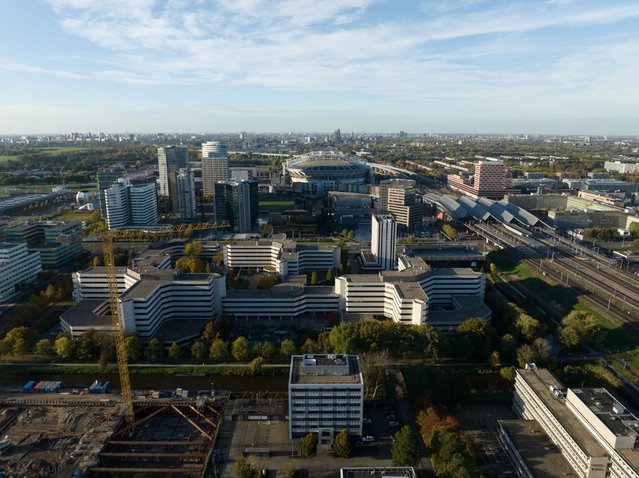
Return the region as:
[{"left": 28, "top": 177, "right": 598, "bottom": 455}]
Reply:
[{"left": 103, "top": 230, "right": 135, "bottom": 426}]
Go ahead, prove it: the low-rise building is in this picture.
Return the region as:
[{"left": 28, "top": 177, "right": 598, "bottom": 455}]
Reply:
[
  {"left": 289, "top": 354, "right": 364, "bottom": 442},
  {"left": 5, "top": 221, "right": 84, "bottom": 268},
  {"left": 225, "top": 236, "right": 340, "bottom": 278},
  {"left": 513, "top": 365, "right": 639, "bottom": 478}
]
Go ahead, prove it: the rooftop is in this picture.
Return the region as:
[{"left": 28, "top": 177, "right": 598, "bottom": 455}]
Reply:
[
  {"left": 290, "top": 354, "right": 363, "bottom": 385},
  {"left": 499, "top": 420, "right": 576, "bottom": 478},
  {"left": 59, "top": 300, "right": 112, "bottom": 328},
  {"left": 570, "top": 388, "right": 639, "bottom": 440},
  {"left": 120, "top": 272, "right": 217, "bottom": 300},
  {"left": 428, "top": 296, "right": 492, "bottom": 326},
  {"left": 517, "top": 368, "right": 606, "bottom": 458},
  {"left": 340, "top": 468, "right": 416, "bottom": 478}
]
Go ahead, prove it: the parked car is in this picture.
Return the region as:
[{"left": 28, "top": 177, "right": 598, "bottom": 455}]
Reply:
[
  {"left": 361, "top": 435, "right": 375, "bottom": 443},
  {"left": 388, "top": 421, "right": 400, "bottom": 427},
  {"left": 362, "top": 417, "right": 372, "bottom": 424}
]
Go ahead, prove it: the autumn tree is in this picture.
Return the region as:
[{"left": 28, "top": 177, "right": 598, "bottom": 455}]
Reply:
[{"left": 332, "top": 429, "right": 352, "bottom": 458}]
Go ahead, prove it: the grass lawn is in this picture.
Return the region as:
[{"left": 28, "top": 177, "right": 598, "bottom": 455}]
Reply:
[
  {"left": 258, "top": 193, "right": 295, "bottom": 212},
  {"left": 50, "top": 209, "right": 97, "bottom": 222}
]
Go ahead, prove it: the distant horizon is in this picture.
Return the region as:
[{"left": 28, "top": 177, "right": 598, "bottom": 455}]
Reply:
[{"left": 1, "top": 129, "right": 637, "bottom": 139}]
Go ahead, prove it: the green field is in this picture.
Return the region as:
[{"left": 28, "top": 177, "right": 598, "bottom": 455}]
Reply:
[
  {"left": 258, "top": 193, "right": 295, "bottom": 212},
  {"left": 50, "top": 210, "right": 97, "bottom": 222},
  {"left": 0, "top": 146, "right": 95, "bottom": 162}
]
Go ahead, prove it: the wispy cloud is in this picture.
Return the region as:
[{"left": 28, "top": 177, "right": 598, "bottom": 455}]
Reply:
[{"left": 9, "top": 0, "right": 636, "bottom": 119}]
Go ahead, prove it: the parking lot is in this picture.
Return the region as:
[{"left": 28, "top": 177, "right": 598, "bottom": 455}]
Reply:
[
  {"left": 215, "top": 401, "right": 398, "bottom": 477},
  {"left": 463, "top": 404, "right": 517, "bottom": 477}
]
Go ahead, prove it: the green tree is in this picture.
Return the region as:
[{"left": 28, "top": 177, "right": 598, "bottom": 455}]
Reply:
[
  {"left": 300, "top": 338, "right": 318, "bottom": 354},
  {"left": 54, "top": 335, "right": 75, "bottom": 359},
  {"left": 441, "top": 223, "right": 458, "bottom": 240},
  {"left": 406, "top": 234, "right": 415, "bottom": 246},
  {"left": 325, "top": 267, "right": 335, "bottom": 285},
  {"left": 92, "top": 255, "right": 103, "bottom": 267},
  {"left": 392, "top": 425, "right": 421, "bottom": 466},
  {"left": 260, "top": 341, "right": 274, "bottom": 359},
  {"left": 233, "top": 455, "right": 258, "bottom": 478},
  {"left": 231, "top": 336, "right": 250, "bottom": 362},
  {"left": 279, "top": 338, "right": 296, "bottom": 357},
  {"left": 1, "top": 327, "right": 38, "bottom": 356},
  {"left": 310, "top": 271, "right": 318, "bottom": 285},
  {"left": 558, "top": 311, "right": 603, "bottom": 348},
  {"left": 332, "top": 429, "right": 352, "bottom": 458},
  {"left": 629, "top": 222, "right": 639, "bottom": 236},
  {"left": 248, "top": 356, "right": 265, "bottom": 375},
  {"left": 145, "top": 338, "right": 162, "bottom": 363},
  {"left": 168, "top": 342, "right": 183, "bottom": 361},
  {"left": 34, "top": 338, "right": 52, "bottom": 357},
  {"left": 516, "top": 344, "right": 539, "bottom": 368},
  {"left": 329, "top": 323, "right": 356, "bottom": 353},
  {"left": 300, "top": 432, "right": 317, "bottom": 457},
  {"left": 76, "top": 330, "right": 98, "bottom": 360},
  {"left": 124, "top": 335, "right": 142, "bottom": 362},
  {"left": 454, "top": 318, "right": 492, "bottom": 359},
  {"left": 513, "top": 313, "right": 544, "bottom": 342},
  {"left": 331, "top": 429, "right": 353, "bottom": 458},
  {"left": 210, "top": 338, "right": 228, "bottom": 361},
  {"left": 191, "top": 340, "right": 207, "bottom": 360}
]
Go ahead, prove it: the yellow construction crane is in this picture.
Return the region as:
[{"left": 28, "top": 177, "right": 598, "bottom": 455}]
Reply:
[{"left": 102, "top": 220, "right": 230, "bottom": 427}]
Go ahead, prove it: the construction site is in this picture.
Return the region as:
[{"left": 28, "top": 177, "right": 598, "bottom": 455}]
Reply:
[{"left": 0, "top": 394, "right": 226, "bottom": 478}]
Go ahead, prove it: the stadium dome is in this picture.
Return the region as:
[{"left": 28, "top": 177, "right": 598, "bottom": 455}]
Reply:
[{"left": 285, "top": 151, "right": 370, "bottom": 184}]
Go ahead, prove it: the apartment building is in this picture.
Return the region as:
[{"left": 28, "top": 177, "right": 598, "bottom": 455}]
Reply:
[
  {"left": 378, "top": 179, "right": 422, "bottom": 228},
  {"left": 157, "top": 146, "right": 188, "bottom": 196},
  {"left": 5, "top": 221, "right": 84, "bottom": 268},
  {"left": 289, "top": 354, "right": 364, "bottom": 442}
]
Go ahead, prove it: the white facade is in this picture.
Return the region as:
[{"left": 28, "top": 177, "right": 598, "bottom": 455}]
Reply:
[
  {"left": 120, "top": 273, "right": 226, "bottom": 339},
  {"left": 104, "top": 178, "right": 158, "bottom": 229},
  {"left": 225, "top": 238, "right": 340, "bottom": 279},
  {"left": 223, "top": 285, "right": 339, "bottom": 319},
  {"left": 513, "top": 367, "right": 639, "bottom": 478},
  {"left": 104, "top": 179, "right": 130, "bottom": 229},
  {"left": 129, "top": 182, "right": 158, "bottom": 227},
  {"left": 0, "top": 242, "right": 42, "bottom": 302},
  {"left": 289, "top": 354, "right": 364, "bottom": 441},
  {"left": 371, "top": 214, "right": 397, "bottom": 271},
  {"left": 72, "top": 267, "right": 141, "bottom": 302},
  {"left": 202, "top": 141, "right": 229, "bottom": 197},
  {"left": 335, "top": 276, "right": 427, "bottom": 325}
]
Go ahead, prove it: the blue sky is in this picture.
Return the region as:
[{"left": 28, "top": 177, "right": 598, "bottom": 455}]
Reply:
[{"left": 1, "top": 0, "right": 638, "bottom": 135}]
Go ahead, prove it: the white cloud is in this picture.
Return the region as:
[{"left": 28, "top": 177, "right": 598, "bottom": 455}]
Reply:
[{"left": 17, "top": 0, "right": 636, "bottom": 120}]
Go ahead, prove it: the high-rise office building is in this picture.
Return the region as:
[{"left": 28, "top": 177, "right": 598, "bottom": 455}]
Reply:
[
  {"left": 171, "top": 169, "right": 197, "bottom": 220},
  {"left": 371, "top": 213, "right": 397, "bottom": 270},
  {"left": 157, "top": 146, "right": 188, "bottom": 197},
  {"left": 378, "top": 179, "right": 422, "bottom": 228},
  {"left": 213, "top": 180, "right": 258, "bottom": 233},
  {"left": 201, "top": 141, "right": 229, "bottom": 197},
  {"left": 104, "top": 178, "right": 158, "bottom": 229},
  {"left": 96, "top": 171, "right": 120, "bottom": 218},
  {"left": 447, "top": 161, "right": 512, "bottom": 199}
]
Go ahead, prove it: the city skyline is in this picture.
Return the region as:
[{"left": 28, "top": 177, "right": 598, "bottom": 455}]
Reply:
[{"left": 1, "top": 1, "right": 639, "bottom": 135}]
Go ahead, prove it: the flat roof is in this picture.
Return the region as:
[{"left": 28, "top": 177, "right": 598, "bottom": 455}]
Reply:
[
  {"left": 499, "top": 419, "right": 576, "bottom": 478},
  {"left": 428, "top": 296, "right": 491, "bottom": 326},
  {"left": 340, "top": 468, "right": 416, "bottom": 478},
  {"left": 60, "top": 300, "right": 112, "bottom": 328},
  {"left": 120, "top": 271, "right": 214, "bottom": 299},
  {"left": 571, "top": 388, "right": 639, "bottom": 438},
  {"left": 517, "top": 368, "right": 606, "bottom": 458},
  {"left": 290, "top": 354, "right": 362, "bottom": 385}
]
